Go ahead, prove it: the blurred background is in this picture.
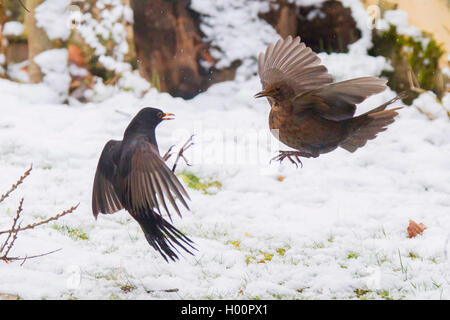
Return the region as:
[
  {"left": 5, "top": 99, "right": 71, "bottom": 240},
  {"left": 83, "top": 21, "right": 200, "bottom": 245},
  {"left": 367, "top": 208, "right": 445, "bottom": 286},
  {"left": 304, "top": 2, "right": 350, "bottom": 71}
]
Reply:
[{"left": 0, "top": 0, "right": 448, "bottom": 107}]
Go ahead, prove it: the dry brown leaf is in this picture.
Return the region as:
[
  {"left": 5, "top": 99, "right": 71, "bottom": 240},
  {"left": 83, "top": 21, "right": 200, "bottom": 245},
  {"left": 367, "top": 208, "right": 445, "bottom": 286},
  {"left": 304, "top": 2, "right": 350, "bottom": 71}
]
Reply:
[
  {"left": 200, "top": 47, "right": 216, "bottom": 65},
  {"left": 70, "top": 80, "right": 82, "bottom": 89},
  {"left": 407, "top": 219, "right": 427, "bottom": 238},
  {"left": 68, "top": 45, "right": 86, "bottom": 68}
]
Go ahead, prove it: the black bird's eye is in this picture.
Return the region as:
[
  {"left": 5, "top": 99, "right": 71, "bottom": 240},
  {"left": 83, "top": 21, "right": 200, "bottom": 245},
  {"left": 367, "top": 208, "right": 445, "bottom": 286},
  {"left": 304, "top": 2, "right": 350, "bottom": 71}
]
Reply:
[{"left": 157, "top": 112, "right": 163, "bottom": 118}]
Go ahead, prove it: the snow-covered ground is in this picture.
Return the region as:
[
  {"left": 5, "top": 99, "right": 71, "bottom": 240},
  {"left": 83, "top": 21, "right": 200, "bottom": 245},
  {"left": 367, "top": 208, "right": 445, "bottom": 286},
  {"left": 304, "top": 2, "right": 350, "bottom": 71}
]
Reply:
[
  {"left": 1, "top": 74, "right": 449, "bottom": 300},
  {"left": 0, "top": 0, "right": 450, "bottom": 300}
]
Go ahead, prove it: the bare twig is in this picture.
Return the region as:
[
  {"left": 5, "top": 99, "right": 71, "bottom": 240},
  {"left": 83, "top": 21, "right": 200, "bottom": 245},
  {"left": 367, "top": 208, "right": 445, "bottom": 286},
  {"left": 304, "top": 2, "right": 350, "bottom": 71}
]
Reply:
[
  {"left": 3, "top": 222, "right": 20, "bottom": 258},
  {"left": 172, "top": 135, "right": 195, "bottom": 172},
  {"left": 1, "top": 248, "right": 62, "bottom": 263},
  {"left": 408, "top": 69, "right": 426, "bottom": 94},
  {"left": 115, "top": 110, "right": 131, "bottom": 117},
  {"left": 0, "top": 165, "right": 32, "bottom": 204},
  {"left": 0, "top": 198, "right": 23, "bottom": 253},
  {"left": 0, "top": 203, "right": 79, "bottom": 236},
  {"left": 1, "top": 166, "right": 78, "bottom": 263},
  {"left": 16, "top": 0, "right": 30, "bottom": 13},
  {"left": 1, "top": 199, "right": 23, "bottom": 258},
  {"left": 145, "top": 288, "right": 179, "bottom": 293},
  {"left": 162, "top": 145, "right": 175, "bottom": 162}
]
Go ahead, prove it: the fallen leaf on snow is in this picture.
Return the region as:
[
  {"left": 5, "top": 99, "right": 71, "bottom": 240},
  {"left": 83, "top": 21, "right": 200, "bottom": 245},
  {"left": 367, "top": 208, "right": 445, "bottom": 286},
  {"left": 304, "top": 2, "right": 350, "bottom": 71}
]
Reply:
[{"left": 407, "top": 219, "right": 427, "bottom": 238}]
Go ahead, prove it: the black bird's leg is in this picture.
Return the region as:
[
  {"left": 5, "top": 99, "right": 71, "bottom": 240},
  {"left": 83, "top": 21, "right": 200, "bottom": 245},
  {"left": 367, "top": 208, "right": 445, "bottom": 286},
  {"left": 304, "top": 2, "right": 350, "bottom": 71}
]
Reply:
[
  {"left": 162, "top": 145, "right": 175, "bottom": 161},
  {"left": 172, "top": 135, "right": 195, "bottom": 172},
  {"left": 270, "top": 150, "right": 306, "bottom": 168}
]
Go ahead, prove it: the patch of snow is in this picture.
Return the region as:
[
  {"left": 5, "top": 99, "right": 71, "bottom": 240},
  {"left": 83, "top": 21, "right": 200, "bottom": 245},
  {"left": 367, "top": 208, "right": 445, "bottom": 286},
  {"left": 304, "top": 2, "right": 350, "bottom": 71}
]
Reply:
[
  {"left": 381, "top": 10, "right": 422, "bottom": 39},
  {"left": 319, "top": 53, "right": 389, "bottom": 81},
  {"left": 191, "top": 0, "right": 279, "bottom": 76},
  {"left": 340, "top": 0, "right": 375, "bottom": 54},
  {"left": 35, "top": 0, "right": 71, "bottom": 41},
  {"left": 34, "top": 49, "right": 70, "bottom": 103},
  {"left": 192, "top": 0, "right": 381, "bottom": 81},
  {"left": 69, "top": 64, "right": 88, "bottom": 78},
  {"left": 7, "top": 61, "right": 30, "bottom": 83},
  {"left": 442, "top": 67, "right": 450, "bottom": 78},
  {"left": 413, "top": 92, "right": 447, "bottom": 120},
  {"left": 3, "top": 21, "right": 24, "bottom": 36},
  {"left": 442, "top": 93, "right": 450, "bottom": 113},
  {"left": 1, "top": 72, "right": 450, "bottom": 299},
  {"left": 118, "top": 70, "right": 150, "bottom": 97}
]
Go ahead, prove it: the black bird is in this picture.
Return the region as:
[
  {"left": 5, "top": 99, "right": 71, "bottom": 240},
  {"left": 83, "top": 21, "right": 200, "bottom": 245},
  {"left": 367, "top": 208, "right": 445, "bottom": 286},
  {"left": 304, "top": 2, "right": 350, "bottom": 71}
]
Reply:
[{"left": 92, "top": 107, "right": 195, "bottom": 262}]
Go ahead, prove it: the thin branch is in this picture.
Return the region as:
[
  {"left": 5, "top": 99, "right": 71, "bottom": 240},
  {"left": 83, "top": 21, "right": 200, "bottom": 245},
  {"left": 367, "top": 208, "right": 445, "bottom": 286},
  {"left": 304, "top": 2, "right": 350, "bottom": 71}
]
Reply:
[
  {"left": 16, "top": 0, "right": 30, "bottom": 13},
  {"left": 0, "top": 165, "right": 32, "bottom": 204},
  {"left": 162, "top": 145, "right": 175, "bottom": 162},
  {"left": 408, "top": 69, "right": 426, "bottom": 94},
  {"left": 0, "top": 198, "right": 23, "bottom": 253},
  {"left": 145, "top": 288, "right": 179, "bottom": 293},
  {"left": 172, "top": 135, "right": 195, "bottom": 172},
  {"left": 0, "top": 167, "right": 78, "bottom": 264},
  {"left": 3, "top": 222, "right": 20, "bottom": 258},
  {"left": 1, "top": 248, "right": 62, "bottom": 263},
  {"left": 115, "top": 110, "right": 131, "bottom": 117},
  {"left": 0, "top": 203, "right": 79, "bottom": 236}
]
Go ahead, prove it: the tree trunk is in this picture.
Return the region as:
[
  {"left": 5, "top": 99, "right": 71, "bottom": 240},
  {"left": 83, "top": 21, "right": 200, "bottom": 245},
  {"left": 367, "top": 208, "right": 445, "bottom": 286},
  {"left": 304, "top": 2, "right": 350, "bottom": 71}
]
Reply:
[
  {"left": 259, "top": 1, "right": 298, "bottom": 39},
  {"left": 130, "top": 0, "right": 238, "bottom": 99},
  {"left": 260, "top": 0, "right": 361, "bottom": 54},
  {"left": 24, "top": 0, "right": 52, "bottom": 83},
  {"left": 0, "top": 2, "right": 9, "bottom": 77}
]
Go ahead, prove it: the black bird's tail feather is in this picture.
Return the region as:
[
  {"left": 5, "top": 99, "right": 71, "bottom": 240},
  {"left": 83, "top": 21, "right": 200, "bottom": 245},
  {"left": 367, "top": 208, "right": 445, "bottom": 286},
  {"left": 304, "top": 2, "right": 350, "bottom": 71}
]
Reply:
[{"left": 136, "top": 212, "right": 196, "bottom": 262}]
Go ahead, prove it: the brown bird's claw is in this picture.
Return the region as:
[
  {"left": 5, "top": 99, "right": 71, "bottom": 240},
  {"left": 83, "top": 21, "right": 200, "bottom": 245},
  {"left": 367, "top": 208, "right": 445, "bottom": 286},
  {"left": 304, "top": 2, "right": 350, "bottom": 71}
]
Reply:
[
  {"left": 162, "top": 145, "right": 175, "bottom": 161},
  {"left": 270, "top": 151, "right": 303, "bottom": 168},
  {"left": 172, "top": 135, "right": 195, "bottom": 172}
]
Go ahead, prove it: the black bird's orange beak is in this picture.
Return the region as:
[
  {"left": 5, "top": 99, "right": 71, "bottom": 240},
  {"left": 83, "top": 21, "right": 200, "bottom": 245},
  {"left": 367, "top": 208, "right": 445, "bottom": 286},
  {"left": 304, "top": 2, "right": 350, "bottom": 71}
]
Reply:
[
  {"left": 162, "top": 113, "right": 175, "bottom": 120},
  {"left": 254, "top": 91, "right": 268, "bottom": 98}
]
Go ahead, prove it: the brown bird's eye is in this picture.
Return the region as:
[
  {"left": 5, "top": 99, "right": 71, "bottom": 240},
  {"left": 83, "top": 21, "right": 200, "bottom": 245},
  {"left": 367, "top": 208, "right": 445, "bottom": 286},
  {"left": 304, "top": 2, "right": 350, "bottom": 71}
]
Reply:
[{"left": 157, "top": 112, "right": 163, "bottom": 118}]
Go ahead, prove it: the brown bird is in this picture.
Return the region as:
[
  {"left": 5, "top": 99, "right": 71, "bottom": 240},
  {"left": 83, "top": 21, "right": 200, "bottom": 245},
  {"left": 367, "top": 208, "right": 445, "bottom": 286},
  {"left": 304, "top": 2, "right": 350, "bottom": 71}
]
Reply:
[
  {"left": 92, "top": 107, "right": 195, "bottom": 262},
  {"left": 255, "top": 36, "right": 404, "bottom": 167}
]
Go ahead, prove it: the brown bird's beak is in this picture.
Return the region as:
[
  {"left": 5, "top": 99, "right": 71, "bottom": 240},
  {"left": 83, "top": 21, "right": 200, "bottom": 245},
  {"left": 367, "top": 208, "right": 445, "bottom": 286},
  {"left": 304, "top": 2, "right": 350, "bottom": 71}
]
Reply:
[
  {"left": 254, "top": 90, "right": 268, "bottom": 98},
  {"left": 162, "top": 113, "right": 175, "bottom": 120}
]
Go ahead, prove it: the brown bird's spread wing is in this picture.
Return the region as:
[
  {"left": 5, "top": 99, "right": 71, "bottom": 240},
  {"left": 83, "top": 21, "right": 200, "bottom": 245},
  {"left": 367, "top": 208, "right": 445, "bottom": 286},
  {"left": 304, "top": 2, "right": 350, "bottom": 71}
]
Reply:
[
  {"left": 121, "top": 141, "right": 190, "bottom": 220},
  {"left": 293, "top": 77, "right": 388, "bottom": 121},
  {"left": 92, "top": 140, "right": 124, "bottom": 218},
  {"left": 258, "top": 36, "right": 333, "bottom": 96}
]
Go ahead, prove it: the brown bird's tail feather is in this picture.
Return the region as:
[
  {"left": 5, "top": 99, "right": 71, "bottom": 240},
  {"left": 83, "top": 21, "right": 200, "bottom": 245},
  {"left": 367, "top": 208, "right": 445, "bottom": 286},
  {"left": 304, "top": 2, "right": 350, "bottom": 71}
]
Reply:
[
  {"left": 136, "top": 212, "right": 196, "bottom": 262},
  {"left": 340, "top": 93, "right": 406, "bottom": 153}
]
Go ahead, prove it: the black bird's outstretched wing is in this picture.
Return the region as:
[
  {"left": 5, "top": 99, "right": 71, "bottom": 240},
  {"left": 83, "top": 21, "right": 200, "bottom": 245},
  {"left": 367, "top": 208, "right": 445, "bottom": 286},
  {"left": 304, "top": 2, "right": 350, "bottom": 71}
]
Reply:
[
  {"left": 119, "top": 140, "right": 190, "bottom": 220},
  {"left": 119, "top": 139, "right": 194, "bottom": 261},
  {"left": 92, "top": 140, "right": 124, "bottom": 218}
]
